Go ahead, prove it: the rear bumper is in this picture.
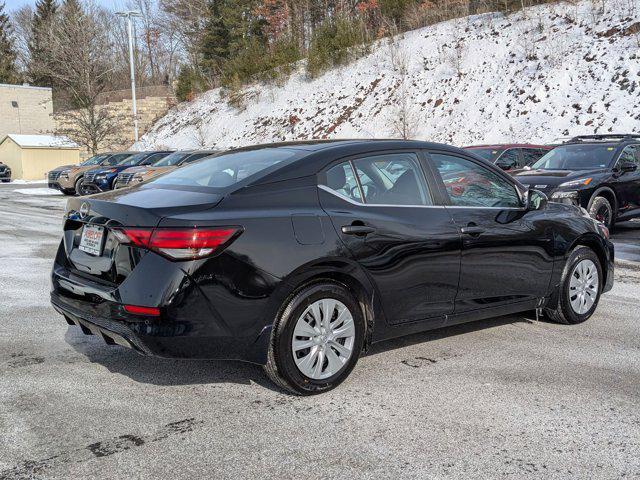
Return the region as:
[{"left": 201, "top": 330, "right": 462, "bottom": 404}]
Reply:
[{"left": 50, "top": 243, "right": 278, "bottom": 364}]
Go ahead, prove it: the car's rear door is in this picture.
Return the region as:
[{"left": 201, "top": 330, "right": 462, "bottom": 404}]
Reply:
[
  {"left": 318, "top": 150, "right": 460, "bottom": 327},
  {"left": 425, "top": 150, "right": 554, "bottom": 318}
]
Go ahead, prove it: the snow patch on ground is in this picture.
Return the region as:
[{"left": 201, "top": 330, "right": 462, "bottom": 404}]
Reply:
[
  {"left": 13, "top": 188, "right": 63, "bottom": 196},
  {"left": 136, "top": 0, "right": 640, "bottom": 150},
  {"left": 10, "top": 179, "right": 48, "bottom": 185}
]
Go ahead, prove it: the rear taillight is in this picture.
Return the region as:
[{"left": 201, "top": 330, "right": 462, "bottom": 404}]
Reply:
[{"left": 113, "top": 227, "right": 240, "bottom": 260}]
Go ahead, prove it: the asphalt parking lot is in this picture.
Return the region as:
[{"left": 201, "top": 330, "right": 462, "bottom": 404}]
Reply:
[{"left": 1, "top": 184, "right": 639, "bottom": 479}]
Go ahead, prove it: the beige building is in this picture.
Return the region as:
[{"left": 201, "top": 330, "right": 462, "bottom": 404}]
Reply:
[
  {"left": 0, "top": 83, "right": 54, "bottom": 138},
  {"left": 0, "top": 134, "right": 80, "bottom": 180}
]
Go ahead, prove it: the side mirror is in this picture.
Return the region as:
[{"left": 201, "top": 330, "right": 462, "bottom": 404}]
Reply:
[
  {"left": 527, "top": 189, "right": 548, "bottom": 211},
  {"left": 619, "top": 161, "right": 638, "bottom": 173}
]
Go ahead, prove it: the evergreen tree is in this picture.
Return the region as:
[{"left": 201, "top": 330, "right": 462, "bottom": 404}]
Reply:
[
  {"left": 28, "top": 0, "right": 58, "bottom": 87},
  {"left": 199, "top": 0, "right": 230, "bottom": 79},
  {"left": 0, "top": 2, "right": 19, "bottom": 84}
]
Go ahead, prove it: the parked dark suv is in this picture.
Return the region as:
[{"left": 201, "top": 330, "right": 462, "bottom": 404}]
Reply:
[
  {"left": 464, "top": 144, "right": 552, "bottom": 173},
  {"left": 51, "top": 140, "right": 613, "bottom": 394},
  {"left": 514, "top": 134, "right": 640, "bottom": 228}
]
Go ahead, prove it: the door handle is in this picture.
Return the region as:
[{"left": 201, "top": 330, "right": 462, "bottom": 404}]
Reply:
[
  {"left": 460, "top": 225, "right": 485, "bottom": 236},
  {"left": 341, "top": 225, "right": 376, "bottom": 236}
]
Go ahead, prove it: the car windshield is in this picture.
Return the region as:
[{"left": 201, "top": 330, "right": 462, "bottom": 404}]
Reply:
[
  {"left": 80, "top": 154, "right": 107, "bottom": 166},
  {"left": 467, "top": 148, "right": 502, "bottom": 161},
  {"left": 117, "top": 152, "right": 150, "bottom": 167},
  {"left": 103, "top": 153, "right": 134, "bottom": 166},
  {"left": 149, "top": 148, "right": 300, "bottom": 190},
  {"left": 531, "top": 144, "right": 616, "bottom": 170},
  {"left": 151, "top": 152, "right": 191, "bottom": 167}
]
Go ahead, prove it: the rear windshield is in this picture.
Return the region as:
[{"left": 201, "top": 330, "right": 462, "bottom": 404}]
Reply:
[
  {"left": 466, "top": 148, "right": 502, "bottom": 161},
  {"left": 152, "top": 152, "right": 191, "bottom": 167},
  {"left": 81, "top": 154, "right": 108, "bottom": 166},
  {"left": 531, "top": 144, "right": 617, "bottom": 170},
  {"left": 149, "top": 148, "right": 300, "bottom": 189}
]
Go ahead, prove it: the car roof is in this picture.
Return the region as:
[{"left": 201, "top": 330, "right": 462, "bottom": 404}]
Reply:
[
  {"left": 232, "top": 139, "right": 486, "bottom": 185},
  {"left": 463, "top": 144, "right": 552, "bottom": 149}
]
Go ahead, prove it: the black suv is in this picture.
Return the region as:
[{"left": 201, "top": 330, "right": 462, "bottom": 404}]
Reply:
[
  {"left": 514, "top": 134, "right": 640, "bottom": 228},
  {"left": 0, "top": 162, "right": 11, "bottom": 182}
]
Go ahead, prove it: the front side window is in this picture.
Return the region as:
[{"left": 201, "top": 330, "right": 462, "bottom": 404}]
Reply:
[
  {"left": 430, "top": 153, "right": 522, "bottom": 208},
  {"left": 143, "top": 152, "right": 172, "bottom": 165},
  {"left": 617, "top": 145, "right": 640, "bottom": 167},
  {"left": 81, "top": 154, "right": 107, "bottom": 166},
  {"left": 495, "top": 149, "right": 520, "bottom": 169},
  {"left": 522, "top": 148, "right": 548, "bottom": 166}
]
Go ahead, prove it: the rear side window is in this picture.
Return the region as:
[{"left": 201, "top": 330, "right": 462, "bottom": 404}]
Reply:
[
  {"left": 430, "top": 153, "right": 522, "bottom": 208},
  {"left": 321, "top": 153, "right": 431, "bottom": 206},
  {"left": 324, "top": 162, "right": 362, "bottom": 202},
  {"left": 142, "top": 152, "right": 172, "bottom": 165},
  {"left": 150, "top": 148, "right": 299, "bottom": 189},
  {"left": 352, "top": 154, "right": 431, "bottom": 205}
]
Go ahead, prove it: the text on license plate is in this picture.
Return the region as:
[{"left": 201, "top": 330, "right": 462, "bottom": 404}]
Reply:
[{"left": 79, "top": 225, "right": 105, "bottom": 256}]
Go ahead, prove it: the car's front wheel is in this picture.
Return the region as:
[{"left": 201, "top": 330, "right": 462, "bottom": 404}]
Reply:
[
  {"left": 545, "top": 246, "right": 602, "bottom": 324},
  {"left": 589, "top": 196, "right": 614, "bottom": 229},
  {"left": 264, "top": 281, "right": 365, "bottom": 395},
  {"left": 74, "top": 177, "right": 84, "bottom": 196}
]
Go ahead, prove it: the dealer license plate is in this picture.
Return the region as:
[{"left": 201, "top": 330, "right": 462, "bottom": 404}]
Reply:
[{"left": 79, "top": 225, "right": 105, "bottom": 256}]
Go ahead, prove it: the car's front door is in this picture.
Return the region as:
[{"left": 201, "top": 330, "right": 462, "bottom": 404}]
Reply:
[
  {"left": 425, "top": 150, "right": 555, "bottom": 317},
  {"left": 318, "top": 151, "right": 461, "bottom": 326},
  {"left": 613, "top": 144, "right": 640, "bottom": 217}
]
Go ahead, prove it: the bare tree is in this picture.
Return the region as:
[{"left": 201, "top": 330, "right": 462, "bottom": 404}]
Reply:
[
  {"left": 387, "top": 38, "right": 418, "bottom": 140},
  {"left": 56, "top": 107, "right": 124, "bottom": 154},
  {"left": 31, "top": 1, "right": 121, "bottom": 154}
]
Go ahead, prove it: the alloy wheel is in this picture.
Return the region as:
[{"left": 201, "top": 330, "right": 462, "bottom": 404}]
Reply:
[
  {"left": 291, "top": 298, "right": 356, "bottom": 380},
  {"left": 569, "top": 259, "right": 599, "bottom": 314}
]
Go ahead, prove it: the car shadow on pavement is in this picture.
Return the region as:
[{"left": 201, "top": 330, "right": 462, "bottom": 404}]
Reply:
[
  {"left": 365, "top": 313, "right": 535, "bottom": 357},
  {"left": 63, "top": 328, "right": 282, "bottom": 392},
  {"left": 64, "top": 313, "right": 535, "bottom": 391}
]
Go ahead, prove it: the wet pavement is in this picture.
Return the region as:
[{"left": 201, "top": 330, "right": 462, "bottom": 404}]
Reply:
[{"left": 1, "top": 187, "right": 639, "bottom": 479}]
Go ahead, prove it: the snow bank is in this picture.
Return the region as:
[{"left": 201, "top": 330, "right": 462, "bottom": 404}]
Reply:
[
  {"left": 13, "top": 188, "right": 63, "bottom": 196},
  {"left": 136, "top": 0, "right": 640, "bottom": 150}
]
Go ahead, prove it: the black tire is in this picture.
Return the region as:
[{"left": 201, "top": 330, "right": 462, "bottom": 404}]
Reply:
[
  {"left": 589, "top": 196, "right": 614, "bottom": 229},
  {"left": 1, "top": 179, "right": 10, "bottom": 183},
  {"left": 74, "top": 177, "right": 84, "bottom": 196},
  {"left": 545, "top": 246, "right": 602, "bottom": 325},
  {"left": 264, "top": 281, "right": 365, "bottom": 395}
]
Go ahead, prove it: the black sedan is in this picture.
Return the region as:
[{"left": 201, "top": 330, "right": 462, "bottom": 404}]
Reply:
[{"left": 51, "top": 140, "right": 614, "bottom": 394}]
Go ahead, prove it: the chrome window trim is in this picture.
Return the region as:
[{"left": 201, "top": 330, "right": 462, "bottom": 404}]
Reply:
[{"left": 318, "top": 185, "right": 528, "bottom": 211}]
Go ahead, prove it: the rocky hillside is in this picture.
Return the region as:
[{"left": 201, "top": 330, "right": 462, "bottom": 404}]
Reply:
[{"left": 136, "top": 0, "right": 640, "bottom": 150}]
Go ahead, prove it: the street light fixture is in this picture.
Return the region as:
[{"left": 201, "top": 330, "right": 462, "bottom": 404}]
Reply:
[{"left": 115, "top": 10, "right": 143, "bottom": 143}]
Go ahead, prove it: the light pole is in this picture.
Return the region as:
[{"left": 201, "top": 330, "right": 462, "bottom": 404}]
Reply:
[{"left": 116, "top": 10, "right": 143, "bottom": 143}]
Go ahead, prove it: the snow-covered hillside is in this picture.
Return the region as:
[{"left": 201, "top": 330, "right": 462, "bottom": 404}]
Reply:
[{"left": 137, "top": 0, "right": 640, "bottom": 150}]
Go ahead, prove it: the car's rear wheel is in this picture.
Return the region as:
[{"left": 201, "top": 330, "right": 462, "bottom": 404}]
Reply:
[
  {"left": 589, "top": 196, "right": 613, "bottom": 229},
  {"left": 545, "top": 246, "right": 602, "bottom": 324},
  {"left": 264, "top": 281, "right": 365, "bottom": 395}
]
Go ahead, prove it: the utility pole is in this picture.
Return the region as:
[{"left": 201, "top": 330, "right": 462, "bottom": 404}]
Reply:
[{"left": 116, "top": 10, "right": 143, "bottom": 143}]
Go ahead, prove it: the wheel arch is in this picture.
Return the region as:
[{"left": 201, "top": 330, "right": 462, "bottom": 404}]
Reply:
[
  {"left": 587, "top": 186, "right": 618, "bottom": 214},
  {"left": 546, "top": 232, "right": 609, "bottom": 312},
  {"left": 569, "top": 233, "right": 609, "bottom": 288},
  {"left": 270, "top": 259, "right": 382, "bottom": 350}
]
